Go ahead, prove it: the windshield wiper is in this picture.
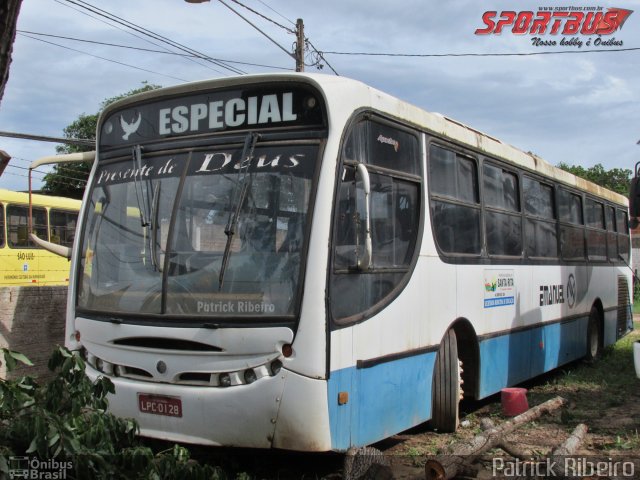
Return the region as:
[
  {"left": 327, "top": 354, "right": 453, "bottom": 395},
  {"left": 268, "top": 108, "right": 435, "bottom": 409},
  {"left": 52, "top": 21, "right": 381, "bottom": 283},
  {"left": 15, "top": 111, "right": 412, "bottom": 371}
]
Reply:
[
  {"left": 150, "top": 182, "right": 162, "bottom": 271},
  {"left": 132, "top": 145, "right": 150, "bottom": 227},
  {"left": 132, "top": 145, "right": 164, "bottom": 271},
  {"left": 218, "top": 132, "right": 260, "bottom": 289}
]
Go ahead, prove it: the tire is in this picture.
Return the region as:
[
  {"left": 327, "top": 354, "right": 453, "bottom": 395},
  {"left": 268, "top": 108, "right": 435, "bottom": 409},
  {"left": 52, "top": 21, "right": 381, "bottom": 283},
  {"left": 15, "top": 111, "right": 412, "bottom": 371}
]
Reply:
[
  {"left": 585, "top": 306, "right": 602, "bottom": 363},
  {"left": 431, "top": 329, "right": 461, "bottom": 433}
]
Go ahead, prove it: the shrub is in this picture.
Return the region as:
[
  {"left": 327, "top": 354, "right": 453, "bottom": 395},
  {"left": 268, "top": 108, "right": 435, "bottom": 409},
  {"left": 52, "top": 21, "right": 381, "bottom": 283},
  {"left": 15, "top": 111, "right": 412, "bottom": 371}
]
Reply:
[{"left": 0, "top": 347, "right": 222, "bottom": 479}]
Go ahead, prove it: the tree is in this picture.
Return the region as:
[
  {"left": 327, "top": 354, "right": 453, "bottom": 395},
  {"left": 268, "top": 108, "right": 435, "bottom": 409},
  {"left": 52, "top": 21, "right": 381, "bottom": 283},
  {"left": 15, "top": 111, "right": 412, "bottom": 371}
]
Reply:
[
  {"left": 0, "top": 0, "right": 22, "bottom": 105},
  {"left": 556, "top": 162, "right": 632, "bottom": 197},
  {"left": 42, "top": 82, "right": 161, "bottom": 199}
]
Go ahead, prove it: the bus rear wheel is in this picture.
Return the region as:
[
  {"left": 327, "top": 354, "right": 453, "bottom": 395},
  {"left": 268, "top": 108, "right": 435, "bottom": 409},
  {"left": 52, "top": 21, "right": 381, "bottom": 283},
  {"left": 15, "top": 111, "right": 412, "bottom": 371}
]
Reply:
[
  {"left": 585, "top": 306, "right": 602, "bottom": 363},
  {"left": 431, "top": 329, "right": 461, "bottom": 433}
]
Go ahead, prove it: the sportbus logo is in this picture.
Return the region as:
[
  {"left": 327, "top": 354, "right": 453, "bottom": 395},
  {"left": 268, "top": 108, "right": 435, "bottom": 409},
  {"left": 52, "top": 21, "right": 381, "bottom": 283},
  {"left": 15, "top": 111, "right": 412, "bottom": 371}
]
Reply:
[{"left": 475, "top": 6, "right": 633, "bottom": 48}]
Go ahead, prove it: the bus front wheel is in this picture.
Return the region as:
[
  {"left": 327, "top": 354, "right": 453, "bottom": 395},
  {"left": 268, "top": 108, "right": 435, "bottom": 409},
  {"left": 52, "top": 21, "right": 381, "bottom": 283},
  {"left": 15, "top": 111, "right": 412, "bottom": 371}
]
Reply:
[
  {"left": 585, "top": 306, "right": 602, "bottom": 363},
  {"left": 431, "top": 329, "right": 461, "bottom": 433}
]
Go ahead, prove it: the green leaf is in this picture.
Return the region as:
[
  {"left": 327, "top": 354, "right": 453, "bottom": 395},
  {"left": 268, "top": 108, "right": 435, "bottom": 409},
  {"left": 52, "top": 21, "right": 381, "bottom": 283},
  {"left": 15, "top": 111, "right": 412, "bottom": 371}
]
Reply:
[
  {"left": 26, "top": 437, "right": 38, "bottom": 454},
  {"left": 8, "top": 350, "right": 33, "bottom": 367}
]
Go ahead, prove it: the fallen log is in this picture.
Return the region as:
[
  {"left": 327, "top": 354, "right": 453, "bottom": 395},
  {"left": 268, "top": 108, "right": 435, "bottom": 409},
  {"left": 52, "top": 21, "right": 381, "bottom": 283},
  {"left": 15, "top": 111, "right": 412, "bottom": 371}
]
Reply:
[
  {"left": 551, "top": 423, "right": 588, "bottom": 457},
  {"left": 424, "top": 396, "right": 566, "bottom": 480},
  {"left": 548, "top": 423, "right": 589, "bottom": 478}
]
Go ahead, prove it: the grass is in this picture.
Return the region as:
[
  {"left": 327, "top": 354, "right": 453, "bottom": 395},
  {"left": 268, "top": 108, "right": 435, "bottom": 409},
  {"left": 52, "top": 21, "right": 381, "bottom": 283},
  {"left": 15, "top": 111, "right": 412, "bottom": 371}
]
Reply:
[
  {"left": 539, "top": 322, "right": 638, "bottom": 396},
  {"left": 529, "top": 321, "right": 640, "bottom": 454}
]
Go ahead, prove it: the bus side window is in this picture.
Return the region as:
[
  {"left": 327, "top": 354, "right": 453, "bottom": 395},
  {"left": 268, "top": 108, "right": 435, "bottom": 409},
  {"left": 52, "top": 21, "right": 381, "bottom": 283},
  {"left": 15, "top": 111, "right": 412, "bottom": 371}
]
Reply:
[
  {"left": 606, "top": 205, "right": 617, "bottom": 260},
  {"left": 369, "top": 173, "right": 419, "bottom": 268},
  {"left": 50, "top": 209, "right": 78, "bottom": 247},
  {"left": 585, "top": 198, "right": 606, "bottom": 261},
  {"left": 7, "top": 205, "right": 47, "bottom": 248},
  {"left": 333, "top": 165, "right": 361, "bottom": 269},
  {"left": 617, "top": 209, "right": 630, "bottom": 263},
  {"left": 523, "top": 176, "right": 557, "bottom": 258},
  {"left": 429, "top": 145, "right": 481, "bottom": 255},
  {"left": 332, "top": 118, "right": 422, "bottom": 322},
  {"left": 558, "top": 188, "right": 585, "bottom": 260},
  {"left": 483, "top": 163, "right": 522, "bottom": 257}
]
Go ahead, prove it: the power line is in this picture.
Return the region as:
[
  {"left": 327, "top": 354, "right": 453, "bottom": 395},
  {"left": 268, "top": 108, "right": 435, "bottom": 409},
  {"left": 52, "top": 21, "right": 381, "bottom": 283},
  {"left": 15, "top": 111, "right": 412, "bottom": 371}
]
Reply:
[
  {"left": 306, "top": 39, "right": 339, "bottom": 75},
  {"left": 59, "top": 0, "right": 332, "bottom": 75},
  {"left": 19, "top": 33, "right": 190, "bottom": 82},
  {"left": 6, "top": 164, "right": 88, "bottom": 184},
  {"left": 254, "top": 0, "right": 295, "bottom": 27},
  {"left": 321, "top": 47, "right": 640, "bottom": 58},
  {"left": 53, "top": 0, "right": 227, "bottom": 76},
  {"left": 62, "top": 0, "right": 246, "bottom": 75},
  {"left": 18, "top": 30, "right": 291, "bottom": 71},
  {"left": 3, "top": 169, "right": 88, "bottom": 190},
  {"left": 222, "top": 1, "right": 336, "bottom": 74},
  {"left": 217, "top": 0, "right": 294, "bottom": 60},
  {"left": 63, "top": 0, "right": 241, "bottom": 74},
  {"left": 227, "top": 0, "right": 295, "bottom": 34}
]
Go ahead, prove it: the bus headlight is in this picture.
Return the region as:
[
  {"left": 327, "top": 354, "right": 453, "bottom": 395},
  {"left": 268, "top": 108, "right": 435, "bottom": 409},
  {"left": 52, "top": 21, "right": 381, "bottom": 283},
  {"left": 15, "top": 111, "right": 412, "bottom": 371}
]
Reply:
[
  {"left": 269, "top": 360, "right": 282, "bottom": 376},
  {"left": 244, "top": 369, "right": 257, "bottom": 384},
  {"left": 218, "top": 373, "right": 231, "bottom": 388}
]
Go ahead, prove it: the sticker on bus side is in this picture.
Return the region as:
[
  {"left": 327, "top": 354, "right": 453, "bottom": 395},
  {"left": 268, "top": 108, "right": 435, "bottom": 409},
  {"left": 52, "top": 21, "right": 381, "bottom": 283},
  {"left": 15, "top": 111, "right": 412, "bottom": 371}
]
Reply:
[{"left": 484, "top": 270, "right": 516, "bottom": 308}]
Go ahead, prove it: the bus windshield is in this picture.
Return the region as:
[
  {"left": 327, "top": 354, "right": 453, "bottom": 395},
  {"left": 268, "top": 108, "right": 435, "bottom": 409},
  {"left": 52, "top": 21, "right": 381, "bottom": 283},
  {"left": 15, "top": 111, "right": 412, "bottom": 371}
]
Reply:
[{"left": 77, "top": 142, "right": 318, "bottom": 320}]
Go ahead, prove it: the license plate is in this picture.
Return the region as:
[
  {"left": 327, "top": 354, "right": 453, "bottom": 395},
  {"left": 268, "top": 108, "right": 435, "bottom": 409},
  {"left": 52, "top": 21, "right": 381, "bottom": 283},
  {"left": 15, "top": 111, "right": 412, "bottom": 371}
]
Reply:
[{"left": 138, "top": 393, "right": 183, "bottom": 418}]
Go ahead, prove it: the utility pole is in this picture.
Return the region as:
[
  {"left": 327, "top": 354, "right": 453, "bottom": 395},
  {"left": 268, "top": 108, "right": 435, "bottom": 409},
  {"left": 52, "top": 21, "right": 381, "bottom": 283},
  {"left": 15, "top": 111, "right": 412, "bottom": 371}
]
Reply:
[{"left": 295, "top": 18, "right": 304, "bottom": 72}]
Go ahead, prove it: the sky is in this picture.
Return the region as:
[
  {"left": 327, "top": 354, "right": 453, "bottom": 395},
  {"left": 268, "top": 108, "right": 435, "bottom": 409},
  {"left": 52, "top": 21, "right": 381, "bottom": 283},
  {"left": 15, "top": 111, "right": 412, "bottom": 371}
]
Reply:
[{"left": 1, "top": 0, "right": 639, "bottom": 192}]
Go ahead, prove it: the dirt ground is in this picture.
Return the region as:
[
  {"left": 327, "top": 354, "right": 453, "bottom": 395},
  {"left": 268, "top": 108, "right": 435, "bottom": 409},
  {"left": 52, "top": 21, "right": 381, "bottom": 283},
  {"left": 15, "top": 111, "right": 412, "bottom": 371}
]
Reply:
[{"left": 381, "top": 388, "right": 640, "bottom": 479}]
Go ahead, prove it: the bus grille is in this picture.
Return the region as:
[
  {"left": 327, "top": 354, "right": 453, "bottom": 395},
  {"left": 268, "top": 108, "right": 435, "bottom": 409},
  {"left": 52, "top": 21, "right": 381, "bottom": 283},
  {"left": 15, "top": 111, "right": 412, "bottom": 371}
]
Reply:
[
  {"left": 83, "top": 349, "right": 283, "bottom": 387},
  {"left": 617, "top": 275, "right": 632, "bottom": 338}
]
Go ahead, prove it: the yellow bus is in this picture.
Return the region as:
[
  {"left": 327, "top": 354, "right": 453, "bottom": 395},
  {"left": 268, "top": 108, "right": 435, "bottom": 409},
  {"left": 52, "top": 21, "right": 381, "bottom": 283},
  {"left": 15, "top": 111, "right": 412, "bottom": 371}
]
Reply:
[{"left": 0, "top": 189, "right": 81, "bottom": 286}]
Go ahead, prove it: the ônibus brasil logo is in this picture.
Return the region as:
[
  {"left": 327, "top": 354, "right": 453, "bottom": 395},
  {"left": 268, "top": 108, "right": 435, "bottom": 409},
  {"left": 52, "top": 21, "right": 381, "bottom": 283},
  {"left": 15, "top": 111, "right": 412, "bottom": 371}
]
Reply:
[{"left": 475, "top": 7, "right": 633, "bottom": 48}]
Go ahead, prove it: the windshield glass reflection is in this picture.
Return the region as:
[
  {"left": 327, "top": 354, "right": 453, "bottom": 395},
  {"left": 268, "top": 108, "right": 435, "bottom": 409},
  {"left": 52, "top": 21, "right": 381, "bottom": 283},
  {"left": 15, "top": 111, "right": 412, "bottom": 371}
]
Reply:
[{"left": 78, "top": 144, "right": 317, "bottom": 318}]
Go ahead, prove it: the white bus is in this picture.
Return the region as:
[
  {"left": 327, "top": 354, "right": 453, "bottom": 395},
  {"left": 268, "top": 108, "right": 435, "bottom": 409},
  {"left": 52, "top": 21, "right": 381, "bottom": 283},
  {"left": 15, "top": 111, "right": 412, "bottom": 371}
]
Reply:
[{"left": 66, "top": 73, "right": 633, "bottom": 451}]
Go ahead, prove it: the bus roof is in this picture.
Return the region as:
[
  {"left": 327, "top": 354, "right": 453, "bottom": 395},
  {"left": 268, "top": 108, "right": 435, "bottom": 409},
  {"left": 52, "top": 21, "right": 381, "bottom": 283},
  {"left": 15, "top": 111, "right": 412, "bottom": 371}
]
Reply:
[
  {"left": 0, "top": 188, "right": 82, "bottom": 210},
  {"left": 100, "top": 73, "right": 628, "bottom": 206}
]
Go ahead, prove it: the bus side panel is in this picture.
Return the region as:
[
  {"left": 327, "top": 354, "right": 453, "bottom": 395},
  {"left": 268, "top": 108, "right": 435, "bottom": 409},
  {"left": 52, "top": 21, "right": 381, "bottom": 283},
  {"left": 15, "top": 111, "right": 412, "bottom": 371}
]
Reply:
[
  {"left": 327, "top": 365, "right": 354, "bottom": 451},
  {"left": 0, "top": 247, "right": 74, "bottom": 286},
  {"left": 0, "top": 248, "right": 39, "bottom": 286},
  {"left": 327, "top": 326, "right": 353, "bottom": 451},
  {"left": 354, "top": 352, "right": 435, "bottom": 447},
  {"left": 478, "top": 316, "right": 588, "bottom": 398},
  {"left": 327, "top": 352, "right": 436, "bottom": 451}
]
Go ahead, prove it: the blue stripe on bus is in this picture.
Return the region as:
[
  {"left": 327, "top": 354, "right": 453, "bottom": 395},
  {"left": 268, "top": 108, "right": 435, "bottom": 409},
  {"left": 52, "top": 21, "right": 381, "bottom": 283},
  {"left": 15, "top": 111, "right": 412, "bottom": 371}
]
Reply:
[
  {"left": 478, "top": 315, "right": 588, "bottom": 398},
  {"left": 327, "top": 351, "right": 437, "bottom": 451},
  {"left": 328, "top": 315, "right": 590, "bottom": 450}
]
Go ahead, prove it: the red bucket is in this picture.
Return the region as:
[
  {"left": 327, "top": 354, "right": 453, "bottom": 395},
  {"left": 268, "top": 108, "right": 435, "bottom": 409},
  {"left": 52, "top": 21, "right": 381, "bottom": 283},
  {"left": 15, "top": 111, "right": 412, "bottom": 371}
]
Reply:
[{"left": 501, "top": 387, "right": 529, "bottom": 416}]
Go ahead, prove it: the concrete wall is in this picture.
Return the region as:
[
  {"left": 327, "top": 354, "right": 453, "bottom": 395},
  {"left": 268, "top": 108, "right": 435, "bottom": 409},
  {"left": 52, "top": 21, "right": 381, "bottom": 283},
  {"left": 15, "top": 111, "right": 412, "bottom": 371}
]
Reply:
[{"left": 0, "top": 286, "right": 67, "bottom": 380}]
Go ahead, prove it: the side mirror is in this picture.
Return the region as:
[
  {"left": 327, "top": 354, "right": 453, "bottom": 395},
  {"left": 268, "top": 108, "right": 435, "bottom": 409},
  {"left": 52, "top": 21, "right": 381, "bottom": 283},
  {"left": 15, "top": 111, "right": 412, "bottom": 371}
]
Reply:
[
  {"left": 28, "top": 151, "right": 95, "bottom": 258},
  {"left": 355, "top": 163, "right": 372, "bottom": 270},
  {"left": 29, "top": 233, "right": 72, "bottom": 259}
]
